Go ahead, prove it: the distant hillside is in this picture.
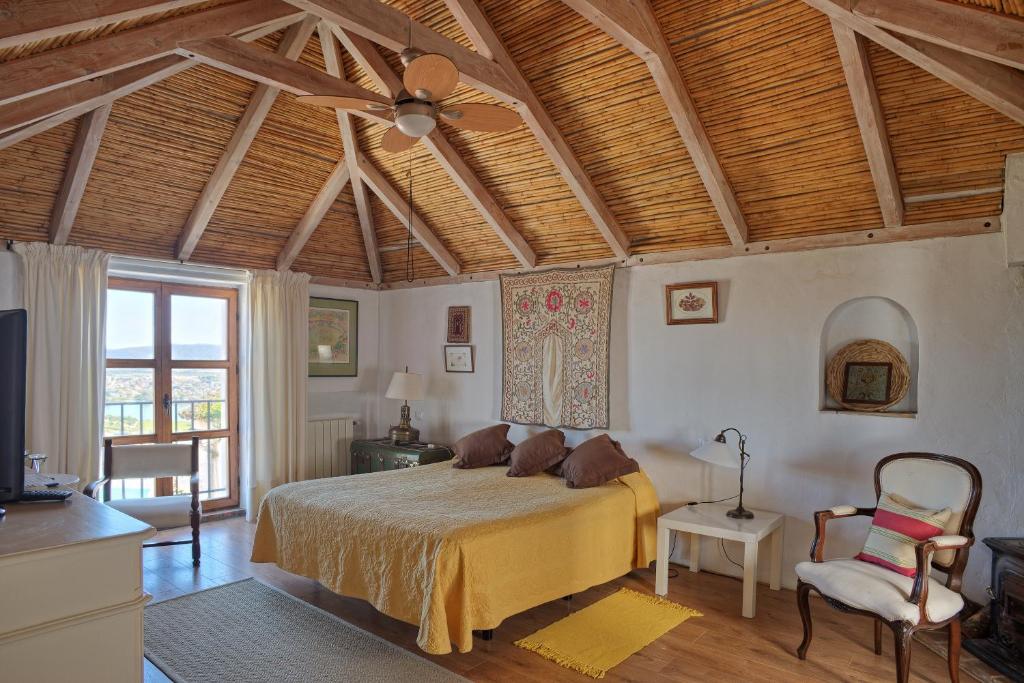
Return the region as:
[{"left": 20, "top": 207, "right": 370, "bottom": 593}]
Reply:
[{"left": 108, "top": 344, "right": 223, "bottom": 360}]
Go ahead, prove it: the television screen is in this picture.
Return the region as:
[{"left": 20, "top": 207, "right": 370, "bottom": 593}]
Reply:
[{"left": 0, "top": 309, "right": 27, "bottom": 505}]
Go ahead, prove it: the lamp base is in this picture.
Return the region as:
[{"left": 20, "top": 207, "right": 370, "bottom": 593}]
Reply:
[
  {"left": 726, "top": 505, "right": 754, "bottom": 519},
  {"left": 388, "top": 425, "right": 420, "bottom": 443}
]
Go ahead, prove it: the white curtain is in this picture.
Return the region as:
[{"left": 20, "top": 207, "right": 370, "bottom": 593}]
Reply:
[
  {"left": 246, "top": 269, "right": 309, "bottom": 520},
  {"left": 13, "top": 242, "right": 108, "bottom": 486}
]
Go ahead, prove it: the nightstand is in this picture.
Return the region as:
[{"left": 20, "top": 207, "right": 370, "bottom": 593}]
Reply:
[
  {"left": 655, "top": 503, "right": 784, "bottom": 618},
  {"left": 350, "top": 438, "right": 453, "bottom": 474}
]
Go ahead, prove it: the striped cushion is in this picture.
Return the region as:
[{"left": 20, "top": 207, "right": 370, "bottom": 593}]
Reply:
[{"left": 855, "top": 492, "right": 951, "bottom": 577}]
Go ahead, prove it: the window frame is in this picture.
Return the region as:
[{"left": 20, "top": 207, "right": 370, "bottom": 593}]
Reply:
[{"left": 105, "top": 278, "right": 240, "bottom": 510}]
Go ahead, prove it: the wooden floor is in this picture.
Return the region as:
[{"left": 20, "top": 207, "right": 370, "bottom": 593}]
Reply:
[{"left": 143, "top": 517, "right": 986, "bottom": 683}]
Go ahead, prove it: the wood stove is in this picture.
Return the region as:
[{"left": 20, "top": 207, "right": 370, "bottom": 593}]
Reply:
[{"left": 965, "top": 538, "right": 1024, "bottom": 681}]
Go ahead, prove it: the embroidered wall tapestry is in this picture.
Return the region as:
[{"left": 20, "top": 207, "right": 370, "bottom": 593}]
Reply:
[{"left": 500, "top": 265, "right": 614, "bottom": 429}]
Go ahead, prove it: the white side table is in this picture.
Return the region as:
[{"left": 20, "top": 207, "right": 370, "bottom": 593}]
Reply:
[{"left": 655, "top": 502, "right": 784, "bottom": 618}]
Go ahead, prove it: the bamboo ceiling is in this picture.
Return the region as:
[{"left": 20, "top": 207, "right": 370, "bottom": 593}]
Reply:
[{"left": 1, "top": 0, "right": 1022, "bottom": 285}]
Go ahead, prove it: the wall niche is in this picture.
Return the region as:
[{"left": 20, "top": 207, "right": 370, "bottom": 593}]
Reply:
[{"left": 819, "top": 296, "right": 919, "bottom": 416}]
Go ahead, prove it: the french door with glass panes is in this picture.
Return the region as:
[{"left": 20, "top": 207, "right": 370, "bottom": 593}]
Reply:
[{"left": 104, "top": 279, "right": 239, "bottom": 510}]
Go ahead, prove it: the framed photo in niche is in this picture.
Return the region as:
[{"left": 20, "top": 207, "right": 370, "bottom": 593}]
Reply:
[
  {"left": 444, "top": 345, "right": 474, "bottom": 373},
  {"left": 665, "top": 281, "right": 718, "bottom": 325},
  {"left": 447, "top": 305, "right": 471, "bottom": 343},
  {"left": 842, "top": 361, "right": 893, "bottom": 406},
  {"left": 308, "top": 297, "right": 358, "bottom": 377}
]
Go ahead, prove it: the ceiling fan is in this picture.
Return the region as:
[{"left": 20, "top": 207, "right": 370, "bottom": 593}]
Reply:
[{"left": 296, "top": 48, "right": 522, "bottom": 154}]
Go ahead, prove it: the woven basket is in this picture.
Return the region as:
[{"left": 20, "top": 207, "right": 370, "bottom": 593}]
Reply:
[{"left": 825, "top": 339, "right": 910, "bottom": 412}]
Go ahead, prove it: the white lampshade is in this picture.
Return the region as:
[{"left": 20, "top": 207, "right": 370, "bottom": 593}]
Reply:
[
  {"left": 385, "top": 371, "right": 425, "bottom": 401},
  {"left": 690, "top": 438, "right": 741, "bottom": 469}
]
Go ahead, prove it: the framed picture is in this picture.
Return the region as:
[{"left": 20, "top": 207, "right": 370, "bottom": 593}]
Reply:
[
  {"left": 447, "top": 305, "right": 471, "bottom": 343},
  {"left": 444, "top": 344, "right": 474, "bottom": 373},
  {"left": 308, "top": 297, "right": 358, "bottom": 377},
  {"left": 842, "top": 361, "right": 893, "bottom": 405},
  {"left": 665, "top": 281, "right": 718, "bottom": 325}
]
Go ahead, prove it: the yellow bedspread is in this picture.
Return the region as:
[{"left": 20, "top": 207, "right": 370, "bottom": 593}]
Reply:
[{"left": 250, "top": 463, "right": 659, "bottom": 654}]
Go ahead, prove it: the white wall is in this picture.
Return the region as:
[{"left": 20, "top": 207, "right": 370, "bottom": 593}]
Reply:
[{"left": 379, "top": 233, "right": 1024, "bottom": 603}]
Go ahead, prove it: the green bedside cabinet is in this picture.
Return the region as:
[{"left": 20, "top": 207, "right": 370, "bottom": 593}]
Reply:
[{"left": 350, "top": 438, "right": 454, "bottom": 474}]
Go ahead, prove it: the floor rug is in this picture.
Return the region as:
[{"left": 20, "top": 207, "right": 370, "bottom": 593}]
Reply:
[
  {"left": 514, "top": 588, "right": 701, "bottom": 679},
  {"left": 144, "top": 579, "right": 467, "bottom": 683}
]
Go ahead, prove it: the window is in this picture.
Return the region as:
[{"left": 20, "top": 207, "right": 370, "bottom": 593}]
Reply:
[{"left": 105, "top": 279, "right": 239, "bottom": 510}]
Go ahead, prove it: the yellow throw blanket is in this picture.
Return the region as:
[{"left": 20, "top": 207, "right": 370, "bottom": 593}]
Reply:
[{"left": 251, "top": 463, "right": 660, "bottom": 654}]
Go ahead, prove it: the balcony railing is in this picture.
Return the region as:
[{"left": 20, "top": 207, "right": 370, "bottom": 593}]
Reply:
[{"left": 104, "top": 399, "right": 226, "bottom": 436}]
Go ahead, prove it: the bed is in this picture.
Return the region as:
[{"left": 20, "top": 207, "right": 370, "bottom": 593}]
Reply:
[{"left": 250, "top": 462, "right": 659, "bottom": 654}]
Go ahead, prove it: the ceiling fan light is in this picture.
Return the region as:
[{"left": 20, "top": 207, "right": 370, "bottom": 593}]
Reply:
[{"left": 396, "top": 113, "right": 436, "bottom": 137}]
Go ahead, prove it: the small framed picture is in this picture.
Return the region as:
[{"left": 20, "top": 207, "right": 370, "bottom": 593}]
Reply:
[
  {"left": 665, "top": 281, "right": 718, "bottom": 325},
  {"left": 444, "top": 345, "right": 474, "bottom": 373},
  {"left": 842, "top": 361, "right": 893, "bottom": 405},
  {"left": 447, "top": 305, "right": 471, "bottom": 343}
]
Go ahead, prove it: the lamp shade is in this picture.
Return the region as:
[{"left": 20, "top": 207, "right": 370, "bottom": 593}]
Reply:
[
  {"left": 385, "top": 371, "right": 425, "bottom": 401},
  {"left": 690, "top": 438, "right": 740, "bottom": 469}
]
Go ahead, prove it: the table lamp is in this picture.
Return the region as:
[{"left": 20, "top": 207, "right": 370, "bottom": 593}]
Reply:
[
  {"left": 690, "top": 427, "right": 753, "bottom": 519},
  {"left": 385, "top": 367, "right": 424, "bottom": 443}
]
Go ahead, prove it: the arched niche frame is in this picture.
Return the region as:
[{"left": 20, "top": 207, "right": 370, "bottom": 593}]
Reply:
[{"left": 819, "top": 297, "right": 919, "bottom": 415}]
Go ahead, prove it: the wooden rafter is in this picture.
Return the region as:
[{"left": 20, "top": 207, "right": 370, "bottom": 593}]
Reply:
[
  {"left": 277, "top": 162, "right": 352, "bottom": 271},
  {"left": 852, "top": 0, "right": 1024, "bottom": 72},
  {"left": 831, "top": 21, "right": 903, "bottom": 228},
  {"left": 176, "top": 16, "right": 319, "bottom": 262},
  {"left": 0, "top": 0, "right": 302, "bottom": 108},
  {"left": 560, "top": 0, "right": 748, "bottom": 246},
  {"left": 49, "top": 104, "right": 113, "bottom": 245},
  {"left": 0, "top": 0, "right": 208, "bottom": 51},
  {"left": 357, "top": 155, "right": 461, "bottom": 276},
  {"left": 443, "top": 0, "right": 631, "bottom": 259},
  {"left": 335, "top": 25, "right": 537, "bottom": 269},
  {"left": 804, "top": 0, "right": 1024, "bottom": 126},
  {"left": 317, "top": 22, "right": 382, "bottom": 283},
  {"left": 282, "top": 0, "right": 521, "bottom": 103},
  {"left": 331, "top": 27, "right": 398, "bottom": 97}
]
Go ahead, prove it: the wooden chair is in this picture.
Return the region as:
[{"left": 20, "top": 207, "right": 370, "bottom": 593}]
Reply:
[
  {"left": 85, "top": 437, "right": 202, "bottom": 566},
  {"left": 795, "top": 453, "right": 982, "bottom": 683}
]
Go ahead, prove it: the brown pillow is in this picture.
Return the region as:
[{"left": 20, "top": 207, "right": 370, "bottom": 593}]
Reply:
[
  {"left": 560, "top": 434, "right": 639, "bottom": 488},
  {"left": 452, "top": 424, "right": 514, "bottom": 469},
  {"left": 507, "top": 429, "right": 569, "bottom": 477}
]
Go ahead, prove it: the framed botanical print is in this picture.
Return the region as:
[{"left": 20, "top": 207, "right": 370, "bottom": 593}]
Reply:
[
  {"left": 842, "top": 361, "right": 893, "bottom": 406},
  {"left": 444, "top": 344, "right": 474, "bottom": 373},
  {"left": 665, "top": 281, "right": 718, "bottom": 325},
  {"left": 308, "top": 297, "right": 358, "bottom": 377},
  {"left": 447, "top": 305, "right": 471, "bottom": 343}
]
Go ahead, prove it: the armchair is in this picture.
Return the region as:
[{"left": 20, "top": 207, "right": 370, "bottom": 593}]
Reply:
[
  {"left": 795, "top": 453, "right": 982, "bottom": 683},
  {"left": 85, "top": 437, "right": 202, "bottom": 566}
]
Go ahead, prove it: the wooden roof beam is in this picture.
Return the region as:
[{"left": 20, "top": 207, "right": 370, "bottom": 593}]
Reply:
[
  {"left": 49, "top": 104, "right": 113, "bottom": 245},
  {"left": 317, "top": 22, "right": 382, "bottom": 283},
  {"left": 357, "top": 155, "right": 461, "bottom": 276},
  {"left": 804, "top": 0, "right": 1024, "bottom": 126},
  {"left": 331, "top": 27, "right": 397, "bottom": 98},
  {"left": 0, "top": 14, "right": 300, "bottom": 150},
  {"left": 335, "top": 24, "right": 537, "bottom": 269},
  {"left": 277, "top": 161, "right": 351, "bottom": 271},
  {"left": 0, "top": 0, "right": 303, "bottom": 108},
  {"left": 852, "top": 0, "right": 1024, "bottom": 72},
  {"left": 444, "top": 0, "right": 631, "bottom": 259},
  {"left": 282, "top": 0, "right": 522, "bottom": 103},
  {"left": 560, "top": 0, "right": 748, "bottom": 246},
  {"left": 176, "top": 16, "right": 318, "bottom": 261},
  {"left": 831, "top": 21, "right": 903, "bottom": 228},
  {"left": 0, "top": 0, "right": 210, "bottom": 51}
]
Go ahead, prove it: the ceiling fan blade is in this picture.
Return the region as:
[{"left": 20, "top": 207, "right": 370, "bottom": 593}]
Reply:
[
  {"left": 439, "top": 103, "right": 522, "bottom": 133},
  {"left": 381, "top": 126, "right": 419, "bottom": 154},
  {"left": 403, "top": 53, "right": 459, "bottom": 102},
  {"left": 296, "top": 95, "right": 392, "bottom": 113}
]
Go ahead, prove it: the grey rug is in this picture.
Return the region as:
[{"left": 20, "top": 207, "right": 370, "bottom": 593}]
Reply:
[{"left": 145, "top": 579, "right": 468, "bottom": 683}]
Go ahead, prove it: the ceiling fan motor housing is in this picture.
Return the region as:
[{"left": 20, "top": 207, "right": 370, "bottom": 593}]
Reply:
[{"left": 395, "top": 100, "right": 437, "bottom": 137}]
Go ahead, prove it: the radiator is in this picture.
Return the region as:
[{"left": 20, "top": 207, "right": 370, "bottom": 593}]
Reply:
[{"left": 305, "top": 416, "right": 355, "bottom": 479}]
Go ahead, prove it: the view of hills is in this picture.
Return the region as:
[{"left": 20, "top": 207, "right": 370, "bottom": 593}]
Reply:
[{"left": 108, "top": 343, "right": 225, "bottom": 360}]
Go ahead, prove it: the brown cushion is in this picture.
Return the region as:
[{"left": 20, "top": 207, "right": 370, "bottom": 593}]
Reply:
[
  {"left": 560, "top": 434, "right": 639, "bottom": 488},
  {"left": 507, "top": 429, "right": 568, "bottom": 477},
  {"left": 451, "top": 424, "right": 514, "bottom": 469}
]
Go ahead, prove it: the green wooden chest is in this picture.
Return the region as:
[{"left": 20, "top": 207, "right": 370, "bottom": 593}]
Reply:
[{"left": 350, "top": 438, "right": 454, "bottom": 474}]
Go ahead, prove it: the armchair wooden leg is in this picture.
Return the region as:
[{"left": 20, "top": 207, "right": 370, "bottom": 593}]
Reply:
[
  {"left": 892, "top": 623, "right": 912, "bottom": 683},
  {"left": 948, "top": 619, "right": 961, "bottom": 683},
  {"left": 796, "top": 581, "right": 814, "bottom": 660},
  {"left": 874, "top": 619, "right": 883, "bottom": 655},
  {"left": 191, "top": 510, "right": 201, "bottom": 568}
]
